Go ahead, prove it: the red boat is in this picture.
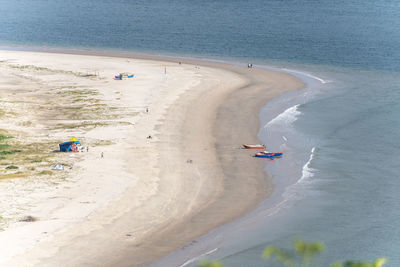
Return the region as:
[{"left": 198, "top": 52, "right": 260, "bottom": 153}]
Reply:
[{"left": 242, "top": 144, "right": 265, "bottom": 149}]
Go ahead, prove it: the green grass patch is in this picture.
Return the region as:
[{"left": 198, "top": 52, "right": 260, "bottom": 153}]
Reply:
[
  {"left": 72, "top": 98, "right": 86, "bottom": 103},
  {"left": 55, "top": 122, "right": 108, "bottom": 129},
  {"left": 5, "top": 165, "right": 18, "bottom": 169},
  {"left": 0, "top": 134, "right": 12, "bottom": 142},
  {"left": 62, "top": 89, "right": 98, "bottom": 96},
  {"left": 38, "top": 170, "right": 53, "bottom": 175},
  {"left": 0, "top": 144, "right": 10, "bottom": 150},
  {"left": 0, "top": 150, "right": 21, "bottom": 155},
  {"left": 8, "top": 64, "right": 98, "bottom": 78}
]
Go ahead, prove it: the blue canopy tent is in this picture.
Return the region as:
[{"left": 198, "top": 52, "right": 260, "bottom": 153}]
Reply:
[{"left": 59, "top": 140, "right": 80, "bottom": 152}]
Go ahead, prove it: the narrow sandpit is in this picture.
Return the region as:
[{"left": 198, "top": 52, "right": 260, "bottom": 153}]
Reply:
[{"left": 0, "top": 50, "right": 304, "bottom": 267}]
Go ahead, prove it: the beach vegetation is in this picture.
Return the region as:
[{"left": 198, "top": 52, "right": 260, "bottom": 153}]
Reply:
[
  {"left": 5, "top": 165, "right": 19, "bottom": 169},
  {"left": 72, "top": 98, "right": 86, "bottom": 103},
  {"left": 331, "top": 258, "right": 387, "bottom": 267},
  {"left": 18, "top": 215, "right": 37, "bottom": 222},
  {"left": 63, "top": 89, "right": 99, "bottom": 95},
  {"left": 38, "top": 170, "right": 53, "bottom": 176},
  {"left": 0, "top": 133, "right": 13, "bottom": 141},
  {"left": 117, "top": 121, "right": 134, "bottom": 126},
  {"left": 198, "top": 260, "right": 225, "bottom": 267},
  {"left": 47, "top": 102, "right": 119, "bottom": 121},
  {"left": 0, "top": 137, "right": 61, "bottom": 179},
  {"left": 0, "top": 144, "right": 10, "bottom": 150},
  {"left": 0, "top": 173, "right": 28, "bottom": 179},
  {"left": 55, "top": 121, "right": 108, "bottom": 129},
  {"left": 93, "top": 139, "right": 114, "bottom": 146},
  {"left": 29, "top": 157, "right": 43, "bottom": 163},
  {"left": 8, "top": 64, "right": 99, "bottom": 78},
  {"left": 0, "top": 149, "right": 22, "bottom": 155},
  {"left": 263, "top": 239, "right": 325, "bottom": 267},
  {"left": 20, "top": 121, "right": 33, "bottom": 127}
]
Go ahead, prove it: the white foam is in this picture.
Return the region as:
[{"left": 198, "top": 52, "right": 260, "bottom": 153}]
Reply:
[
  {"left": 266, "top": 104, "right": 301, "bottom": 128},
  {"left": 281, "top": 147, "right": 317, "bottom": 202},
  {"left": 299, "top": 147, "right": 316, "bottom": 183},
  {"left": 281, "top": 68, "right": 330, "bottom": 84},
  {"left": 178, "top": 247, "right": 219, "bottom": 267}
]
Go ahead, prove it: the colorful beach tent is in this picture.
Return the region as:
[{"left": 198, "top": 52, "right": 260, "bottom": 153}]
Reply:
[
  {"left": 59, "top": 140, "right": 79, "bottom": 152},
  {"left": 59, "top": 141, "right": 74, "bottom": 152}
]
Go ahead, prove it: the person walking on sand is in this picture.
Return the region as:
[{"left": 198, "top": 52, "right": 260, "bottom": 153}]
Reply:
[
  {"left": 101, "top": 152, "right": 104, "bottom": 158},
  {"left": 86, "top": 146, "right": 89, "bottom": 152}
]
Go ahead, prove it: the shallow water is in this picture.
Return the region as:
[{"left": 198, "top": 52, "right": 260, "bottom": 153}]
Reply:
[
  {"left": 1, "top": 0, "right": 400, "bottom": 266},
  {"left": 217, "top": 65, "right": 400, "bottom": 266}
]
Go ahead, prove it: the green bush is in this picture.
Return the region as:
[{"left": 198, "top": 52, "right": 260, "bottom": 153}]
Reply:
[
  {"left": 0, "top": 149, "right": 21, "bottom": 155},
  {"left": 0, "top": 134, "right": 12, "bottom": 141},
  {"left": 6, "top": 165, "right": 18, "bottom": 169}
]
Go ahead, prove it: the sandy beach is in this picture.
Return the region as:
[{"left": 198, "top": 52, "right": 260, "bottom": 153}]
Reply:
[{"left": 0, "top": 50, "right": 304, "bottom": 266}]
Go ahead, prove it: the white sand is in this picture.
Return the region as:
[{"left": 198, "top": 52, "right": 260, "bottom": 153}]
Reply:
[{"left": 0, "top": 50, "right": 303, "bottom": 266}]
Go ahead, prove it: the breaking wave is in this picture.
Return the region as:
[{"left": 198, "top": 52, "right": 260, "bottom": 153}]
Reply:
[
  {"left": 266, "top": 104, "right": 301, "bottom": 128},
  {"left": 299, "top": 147, "right": 317, "bottom": 183},
  {"left": 281, "top": 68, "right": 331, "bottom": 84}
]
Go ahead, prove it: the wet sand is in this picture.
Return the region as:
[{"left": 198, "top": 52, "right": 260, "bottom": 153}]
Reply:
[{"left": 0, "top": 50, "right": 303, "bottom": 266}]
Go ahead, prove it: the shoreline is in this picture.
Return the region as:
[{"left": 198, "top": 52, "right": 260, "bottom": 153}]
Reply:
[{"left": 0, "top": 49, "right": 304, "bottom": 266}]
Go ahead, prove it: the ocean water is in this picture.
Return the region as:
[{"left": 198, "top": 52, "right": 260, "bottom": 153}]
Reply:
[{"left": 1, "top": 0, "right": 400, "bottom": 266}]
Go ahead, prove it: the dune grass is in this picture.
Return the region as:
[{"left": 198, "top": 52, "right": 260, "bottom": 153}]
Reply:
[
  {"left": 8, "top": 64, "right": 99, "bottom": 78},
  {"left": 0, "top": 132, "right": 61, "bottom": 179}
]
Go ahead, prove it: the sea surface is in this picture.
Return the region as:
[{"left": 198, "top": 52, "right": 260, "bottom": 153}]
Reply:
[{"left": 1, "top": 0, "right": 400, "bottom": 266}]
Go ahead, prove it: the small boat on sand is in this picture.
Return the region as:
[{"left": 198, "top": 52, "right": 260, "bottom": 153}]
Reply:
[
  {"left": 243, "top": 144, "right": 265, "bottom": 149},
  {"left": 254, "top": 151, "right": 283, "bottom": 158},
  {"left": 259, "top": 151, "right": 283, "bottom": 157},
  {"left": 254, "top": 152, "right": 275, "bottom": 158},
  {"left": 114, "top": 73, "right": 135, "bottom": 80}
]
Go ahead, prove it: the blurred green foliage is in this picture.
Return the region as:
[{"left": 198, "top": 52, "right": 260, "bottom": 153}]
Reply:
[{"left": 197, "top": 239, "right": 386, "bottom": 267}]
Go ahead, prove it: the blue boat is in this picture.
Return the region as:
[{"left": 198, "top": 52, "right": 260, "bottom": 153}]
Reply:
[
  {"left": 260, "top": 151, "right": 283, "bottom": 157},
  {"left": 254, "top": 152, "right": 275, "bottom": 158},
  {"left": 114, "top": 73, "right": 134, "bottom": 80},
  {"left": 254, "top": 151, "right": 283, "bottom": 159}
]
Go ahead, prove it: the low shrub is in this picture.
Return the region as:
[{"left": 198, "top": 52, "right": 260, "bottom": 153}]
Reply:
[{"left": 6, "top": 165, "right": 18, "bottom": 169}]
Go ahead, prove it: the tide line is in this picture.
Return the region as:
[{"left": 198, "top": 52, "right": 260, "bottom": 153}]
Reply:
[{"left": 178, "top": 247, "right": 219, "bottom": 267}]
